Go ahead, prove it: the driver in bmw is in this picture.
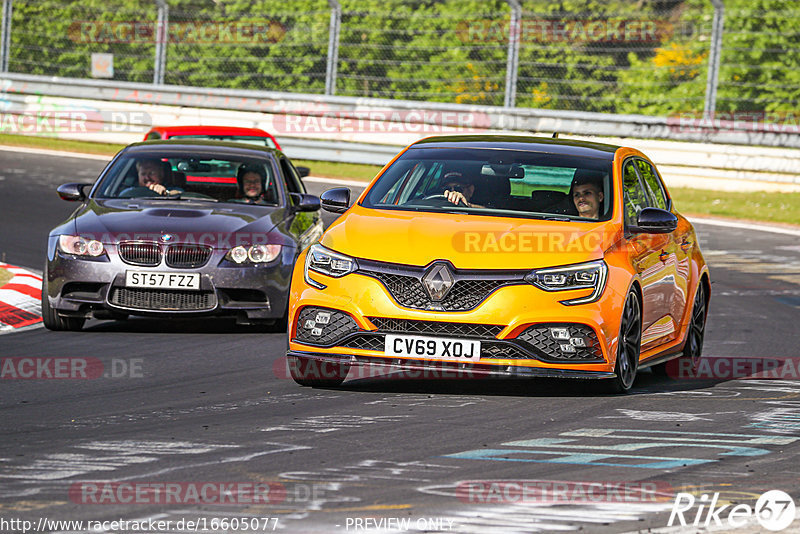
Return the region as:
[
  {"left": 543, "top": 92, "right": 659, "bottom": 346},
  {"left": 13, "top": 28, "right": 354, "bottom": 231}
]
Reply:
[
  {"left": 133, "top": 158, "right": 182, "bottom": 196},
  {"left": 441, "top": 171, "right": 484, "bottom": 208}
]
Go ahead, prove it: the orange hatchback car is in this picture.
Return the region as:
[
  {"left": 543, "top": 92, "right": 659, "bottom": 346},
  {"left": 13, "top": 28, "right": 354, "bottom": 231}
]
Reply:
[{"left": 287, "top": 135, "right": 710, "bottom": 393}]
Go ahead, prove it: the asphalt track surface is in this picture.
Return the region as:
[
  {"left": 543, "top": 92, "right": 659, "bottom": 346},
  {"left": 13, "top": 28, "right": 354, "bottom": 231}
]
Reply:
[{"left": 1, "top": 148, "right": 800, "bottom": 533}]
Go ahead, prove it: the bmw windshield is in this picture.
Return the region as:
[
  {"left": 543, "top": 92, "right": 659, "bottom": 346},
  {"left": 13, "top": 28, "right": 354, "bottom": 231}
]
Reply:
[{"left": 93, "top": 152, "right": 279, "bottom": 205}]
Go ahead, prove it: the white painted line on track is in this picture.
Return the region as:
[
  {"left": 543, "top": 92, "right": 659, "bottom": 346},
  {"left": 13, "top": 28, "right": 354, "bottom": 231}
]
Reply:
[
  {"left": 0, "top": 144, "right": 113, "bottom": 161},
  {"left": 301, "top": 175, "right": 372, "bottom": 188},
  {"left": 689, "top": 217, "right": 800, "bottom": 237}
]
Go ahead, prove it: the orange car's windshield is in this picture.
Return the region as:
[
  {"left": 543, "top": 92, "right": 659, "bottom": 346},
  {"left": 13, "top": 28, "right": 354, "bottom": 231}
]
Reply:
[{"left": 362, "top": 148, "right": 614, "bottom": 221}]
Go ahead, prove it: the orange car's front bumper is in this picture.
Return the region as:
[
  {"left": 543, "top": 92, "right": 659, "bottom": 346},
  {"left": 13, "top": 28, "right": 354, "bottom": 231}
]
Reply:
[{"left": 286, "top": 250, "right": 630, "bottom": 378}]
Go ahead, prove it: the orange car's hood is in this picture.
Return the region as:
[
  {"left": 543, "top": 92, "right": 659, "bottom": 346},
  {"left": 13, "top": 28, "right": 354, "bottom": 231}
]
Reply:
[{"left": 321, "top": 205, "right": 620, "bottom": 270}]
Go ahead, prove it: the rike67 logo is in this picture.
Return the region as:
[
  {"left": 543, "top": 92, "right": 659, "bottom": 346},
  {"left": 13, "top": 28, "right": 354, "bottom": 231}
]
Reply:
[{"left": 669, "top": 490, "right": 796, "bottom": 531}]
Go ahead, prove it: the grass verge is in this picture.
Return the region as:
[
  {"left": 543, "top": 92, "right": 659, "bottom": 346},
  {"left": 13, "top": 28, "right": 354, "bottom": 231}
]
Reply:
[
  {"left": 0, "top": 133, "right": 124, "bottom": 156},
  {"left": 1, "top": 134, "right": 797, "bottom": 227},
  {"left": 670, "top": 187, "right": 800, "bottom": 227}
]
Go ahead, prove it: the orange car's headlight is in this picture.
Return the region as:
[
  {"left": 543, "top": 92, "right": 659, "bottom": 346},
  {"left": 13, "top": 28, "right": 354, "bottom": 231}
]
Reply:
[
  {"left": 525, "top": 260, "right": 608, "bottom": 306},
  {"left": 304, "top": 243, "right": 359, "bottom": 289}
]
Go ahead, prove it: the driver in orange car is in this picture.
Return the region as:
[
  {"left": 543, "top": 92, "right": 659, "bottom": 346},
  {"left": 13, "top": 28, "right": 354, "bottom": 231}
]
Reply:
[{"left": 442, "top": 171, "right": 484, "bottom": 208}]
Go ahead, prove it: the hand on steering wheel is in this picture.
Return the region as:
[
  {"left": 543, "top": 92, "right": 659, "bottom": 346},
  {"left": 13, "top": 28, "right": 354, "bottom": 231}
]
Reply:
[
  {"left": 442, "top": 189, "right": 471, "bottom": 207},
  {"left": 147, "top": 183, "right": 168, "bottom": 195}
]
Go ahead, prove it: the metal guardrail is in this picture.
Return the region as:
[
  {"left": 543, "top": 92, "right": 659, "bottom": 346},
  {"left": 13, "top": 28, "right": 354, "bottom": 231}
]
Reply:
[
  {"left": 1, "top": 73, "right": 800, "bottom": 189},
  {"left": 1, "top": 73, "right": 799, "bottom": 149},
  {"left": 279, "top": 138, "right": 396, "bottom": 167}
]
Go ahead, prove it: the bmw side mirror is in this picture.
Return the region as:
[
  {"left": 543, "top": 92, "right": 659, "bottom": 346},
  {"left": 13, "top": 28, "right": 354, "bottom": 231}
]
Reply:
[
  {"left": 295, "top": 166, "right": 311, "bottom": 178},
  {"left": 320, "top": 187, "right": 350, "bottom": 214},
  {"left": 290, "top": 193, "right": 321, "bottom": 212},
  {"left": 57, "top": 183, "right": 90, "bottom": 202},
  {"left": 636, "top": 207, "right": 678, "bottom": 234}
]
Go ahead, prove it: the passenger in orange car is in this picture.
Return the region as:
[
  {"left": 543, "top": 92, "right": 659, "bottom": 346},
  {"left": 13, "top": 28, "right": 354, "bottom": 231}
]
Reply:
[
  {"left": 571, "top": 171, "right": 605, "bottom": 219},
  {"left": 442, "top": 171, "right": 484, "bottom": 208}
]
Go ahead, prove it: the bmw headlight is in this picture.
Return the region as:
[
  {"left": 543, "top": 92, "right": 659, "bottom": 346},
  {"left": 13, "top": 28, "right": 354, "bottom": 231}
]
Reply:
[
  {"left": 58, "top": 235, "right": 105, "bottom": 257},
  {"left": 225, "top": 244, "right": 281, "bottom": 264},
  {"left": 525, "top": 260, "right": 608, "bottom": 305},
  {"left": 304, "top": 244, "right": 358, "bottom": 289}
]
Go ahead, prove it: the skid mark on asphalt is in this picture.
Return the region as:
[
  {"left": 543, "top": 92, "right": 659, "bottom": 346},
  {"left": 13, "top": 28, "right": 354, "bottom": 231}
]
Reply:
[
  {"left": 599, "top": 409, "right": 723, "bottom": 422},
  {"left": 365, "top": 395, "right": 486, "bottom": 408},
  {"left": 420, "top": 503, "right": 671, "bottom": 533},
  {"left": 418, "top": 483, "right": 671, "bottom": 533},
  {"left": 280, "top": 460, "right": 458, "bottom": 483},
  {"left": 63, "top": 393, "right": 342, "bottom": 428},
  {"left": 260, "top": 414, "right": 411, "bottom": 433},
  {"left": 0, "top": 439, "right": 309, "bottom": 502},
  {"left": 747, "top": 402, "right": 800, "bottom": 434},
  {"left": 0, "top": 440, "right": 238, "bottom": 481}
]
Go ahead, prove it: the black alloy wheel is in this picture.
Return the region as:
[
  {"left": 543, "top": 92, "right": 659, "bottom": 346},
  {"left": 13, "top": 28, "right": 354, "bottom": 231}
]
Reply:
[
  {"left": 682, "top": 283, "right": 708, "bottom": 370},
  {"left": 606, "top": 290, "right": 641, "bottom": 393}
]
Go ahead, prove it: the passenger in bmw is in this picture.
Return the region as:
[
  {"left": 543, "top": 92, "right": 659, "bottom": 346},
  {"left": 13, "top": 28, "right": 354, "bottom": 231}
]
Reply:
[{"left": 230, "top": 164, "right": 272, "bottom": 205}]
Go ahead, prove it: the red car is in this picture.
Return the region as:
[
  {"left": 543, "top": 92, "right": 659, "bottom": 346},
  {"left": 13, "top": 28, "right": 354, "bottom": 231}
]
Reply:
[
  {"left": 142, "top": 126, "right": 307, "bottom": 185},
  {"left": 144, "top": 125, "right": 281, "bottom": 151}
]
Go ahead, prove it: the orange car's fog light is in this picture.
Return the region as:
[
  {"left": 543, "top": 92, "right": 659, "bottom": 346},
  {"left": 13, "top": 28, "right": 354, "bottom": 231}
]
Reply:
[
  {"left": 517, "top": 324, "right": 604, "bottom": 362},
  {"left": 295, "top": 306, "right": 359, "bottom": 346}
]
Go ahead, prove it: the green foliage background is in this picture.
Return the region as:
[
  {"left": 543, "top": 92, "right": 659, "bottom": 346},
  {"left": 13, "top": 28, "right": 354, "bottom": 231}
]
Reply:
[{"left": 8, "top": 0, "right": 799, "bottom": 115}]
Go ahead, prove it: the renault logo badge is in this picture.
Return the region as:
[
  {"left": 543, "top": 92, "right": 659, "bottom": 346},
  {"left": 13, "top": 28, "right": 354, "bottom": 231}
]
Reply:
[{"left": 422, "top": 263, "right": 454, "bottom": 301}]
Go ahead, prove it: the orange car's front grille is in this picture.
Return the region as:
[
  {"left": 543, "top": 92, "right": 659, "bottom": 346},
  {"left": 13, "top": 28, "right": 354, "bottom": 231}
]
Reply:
[
  {"left": 361, "top": 269, "right": 523, "bottom": 312},
  {"left": 368, "top": 317, "right": 503, "bottom": 338}
]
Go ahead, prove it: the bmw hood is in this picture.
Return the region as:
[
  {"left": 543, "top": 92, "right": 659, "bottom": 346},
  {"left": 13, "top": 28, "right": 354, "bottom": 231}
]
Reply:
[
  {"left": 321, "top": 205, "right": 621, "bottom": 270},
  {"left": 72, "top": 199, "right": 288, "bottom": 248}
]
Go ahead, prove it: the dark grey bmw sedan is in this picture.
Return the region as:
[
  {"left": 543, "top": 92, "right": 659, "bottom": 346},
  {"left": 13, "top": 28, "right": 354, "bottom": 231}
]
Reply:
[{"left": 43, "top": 140, "right": 323, "bottom": 331}]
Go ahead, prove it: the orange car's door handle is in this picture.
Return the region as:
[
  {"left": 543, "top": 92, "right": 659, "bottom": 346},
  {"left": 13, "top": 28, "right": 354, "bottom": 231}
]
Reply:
[
  {"left": 680, "top": 239, "right": 693, "bottom": 251},
  {"left": 659, "top": 251, "right": 669, "bottom": 262}
]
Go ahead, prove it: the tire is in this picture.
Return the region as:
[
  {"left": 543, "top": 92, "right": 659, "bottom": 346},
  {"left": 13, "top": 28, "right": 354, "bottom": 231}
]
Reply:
[
  {"left": 605, "top": 290, "right": 641, "bottom": 394},
  {"left": 288, "top": 354, "right": 350, "bottom": 387},
  {"left": 41, "top": 278, "right": 85, "bottom": 332},
  {"left": 653, "top": 283, "right": 707, "bottom": 377}
]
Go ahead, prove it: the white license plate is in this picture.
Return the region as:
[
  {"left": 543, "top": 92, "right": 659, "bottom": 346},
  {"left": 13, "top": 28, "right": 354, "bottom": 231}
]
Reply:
[
  {"left": 125, "top": 271, "right": 200, "bottom": 290},
  {"left": 384, "top": 334, "right": 481, "bottom": 361}
]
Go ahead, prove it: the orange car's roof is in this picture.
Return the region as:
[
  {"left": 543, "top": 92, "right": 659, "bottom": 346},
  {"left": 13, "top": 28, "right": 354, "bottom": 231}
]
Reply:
[{"left": 411, "top": 135, "right": 619, "bottom": 159}]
